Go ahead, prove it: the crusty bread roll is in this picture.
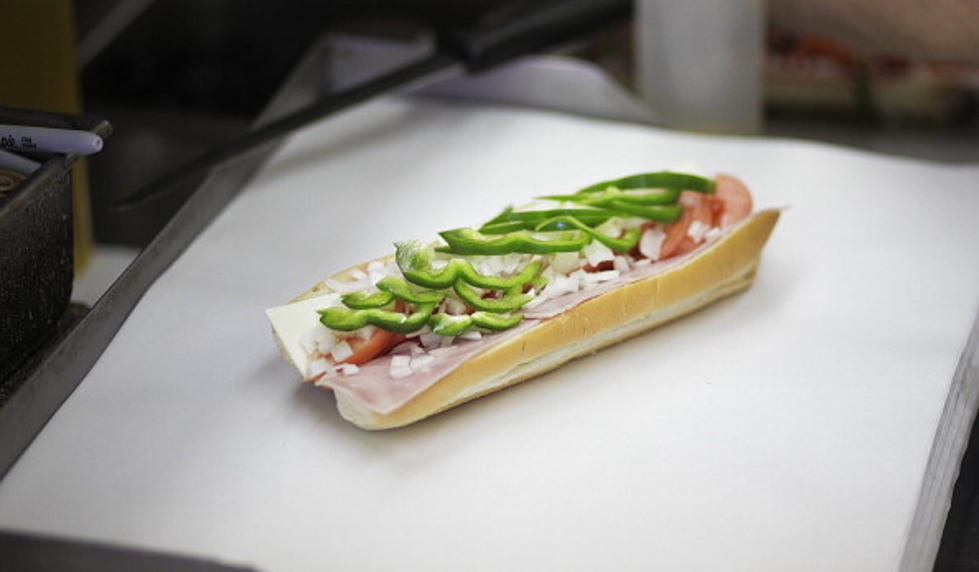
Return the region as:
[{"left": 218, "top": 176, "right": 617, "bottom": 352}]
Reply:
[{"left": 271, "top": 209, "right": 780, "bottom": 430}]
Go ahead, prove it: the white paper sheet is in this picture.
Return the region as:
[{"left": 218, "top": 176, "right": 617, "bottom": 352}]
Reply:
[{"left": 1, "top": 97, "right": 978, "bottom": 572}]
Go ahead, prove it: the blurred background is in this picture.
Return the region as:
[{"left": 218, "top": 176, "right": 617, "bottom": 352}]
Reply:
[{"left": 3, "top": 0, "right": 977, "bottom": 254}]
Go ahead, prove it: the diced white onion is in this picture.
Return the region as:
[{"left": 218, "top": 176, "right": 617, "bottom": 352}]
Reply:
[
  {"left": 551, "top": 251, "right": 580, "bottom": 274},
  {"left": 330, "top": 340, "right": 353, "bottom": 362},
  {"left": 390, "top": 341, "right": 421, "bottom": 355},
  {"left": 523, "top": 295, "right": 546, "bottom": 309},
  {"left": 613, "top": 256, "right": 631, "bottom": 274},
  {"left": 502, "top": 253, "right": 524, "bottom": 274},
  {"left": 306, "top": 358, "right": 332, "bottom": 380},
  {"left": 539, "top": 266, "right": 558, "bottom": 285},
  {"left": 339, "top": 363, "right": 360, "bottom": 375},
  {"left": 442, "top": 297, "right": 468, "bottom": 315},
  {"left": 356, "top": 326, "right": 376, "bottom": 340},
  {"left": 547, "top": 277, "right": 568, "bottom": 297},
  {"left": 459, "top": 330, "right": 482, "bottom": 341},
  {"left": 366, "top": 261, "right": 385, "bottom": 272},
  {"left": 595, "top": 218, "right": 622, "bottom": 237},
  {"left": 407, "top": 326, "right": 430, "bottom": 339},
  {"left": 477, "top": 256, "right": 504, "bottom": 277},
  {"left": 705, "top": 227, "right": 722, "bottom": 241},
  {"left": 639, "top": 227, "right": 666, "bottom": 260},
  {"left": 390, "top": 366, "right": 413, "bottom": 379},
  {"left": 318, "top": 329, "right": 339, "bottom": 350},
  {"left": 584, "top": 270, "right": 620, "bottom": 284},
  {"left": 583, "top": 241, "right": 614, "bottom": 267},
  {"left": 298, "top": 331, "right": 317, "bottom": 354},
  {"left": 469, "top": 256, "right": 488, "bottom": 276},
  {"left": 440, "top": 335, "right": 456, "bottom": 347},
  {"left": 540, "top": 272, "right": 580, "bottom": 299},
  {"left": 560, "top": 274, "right": 579, "bottom": 294},
  {"left": 687, "top": 220, "right": 709, "bottom": 242},
  {"left": 349, "top": 268, "right": 367, "bottom": 280},
  {"left": 389, "top": 355, "right": 412, "bottom": 378},
  {"left": 410, "top": 355, "right": 435, "bottom": 372},
  {"left": 420, "top": 332, "right": 442, "bottom": 348}
]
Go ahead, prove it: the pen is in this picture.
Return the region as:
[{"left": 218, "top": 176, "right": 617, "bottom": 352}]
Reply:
[{"left": 0, "top": 124, "right": 103, "bottom": 155}]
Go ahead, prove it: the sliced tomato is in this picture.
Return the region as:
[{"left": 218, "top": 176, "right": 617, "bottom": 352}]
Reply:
[
  {"left": 660, "top": 191, "right": 714, "bottom": 259},
  {"left": 339, "top": 329, "right": 405, "bottom": 365},
  {"left": 713, "top": 174, "right": 753, "bottom": 228},
  {"left": 333, "top": 301, "right": 406, "bottom": 365}
]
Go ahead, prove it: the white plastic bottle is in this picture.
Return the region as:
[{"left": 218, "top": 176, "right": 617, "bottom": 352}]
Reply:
[{"left": 635, "top": 0, "right": 764, "bottom": 134}]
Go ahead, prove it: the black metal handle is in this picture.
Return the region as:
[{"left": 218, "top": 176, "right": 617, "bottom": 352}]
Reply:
[
  {"left": 112, "top": 0, "right": 631, "bottom": 211},
  {"left": 439, "top": 0, "right": 631, "bottom": 72}
]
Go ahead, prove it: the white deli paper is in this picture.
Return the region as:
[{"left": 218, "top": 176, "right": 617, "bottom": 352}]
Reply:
[{"left": 1, "top": 97, "right": 978, "bottom": 572}]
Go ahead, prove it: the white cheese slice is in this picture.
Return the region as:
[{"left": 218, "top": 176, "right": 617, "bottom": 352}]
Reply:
[{"left": 265, "top": 293, "right": 341, "bottom": 375}]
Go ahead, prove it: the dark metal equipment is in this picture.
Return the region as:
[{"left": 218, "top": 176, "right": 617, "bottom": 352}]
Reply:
[{"left": 0, "top": 107, "right": 111, "bottom": 386}]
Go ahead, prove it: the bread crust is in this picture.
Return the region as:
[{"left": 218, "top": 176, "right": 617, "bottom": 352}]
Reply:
[{"left": 286, "top": 210, "right": 780, "bottom": 429}]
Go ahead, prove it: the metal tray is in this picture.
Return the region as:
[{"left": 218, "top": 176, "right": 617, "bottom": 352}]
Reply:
[{"left": 0, "top": 107, "right": 111, "bottom": 385}]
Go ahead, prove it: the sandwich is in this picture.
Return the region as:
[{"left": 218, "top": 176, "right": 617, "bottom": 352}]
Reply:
[{"left": 266, "top": 171, "right": 779, "bottom": 429}]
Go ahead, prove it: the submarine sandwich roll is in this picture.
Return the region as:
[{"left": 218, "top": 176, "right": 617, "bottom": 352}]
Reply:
[{"left": 266, "top": 171, "right": 780, "bottom": 429}]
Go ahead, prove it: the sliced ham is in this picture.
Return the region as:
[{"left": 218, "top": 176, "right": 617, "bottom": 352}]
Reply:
[{"left": 315, "top": 323, "right": 534, "bottom": 414}]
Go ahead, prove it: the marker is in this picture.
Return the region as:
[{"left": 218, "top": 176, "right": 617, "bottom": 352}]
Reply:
[
  {"left": 0, "top": 124, "right": 103, "bottom": 155},
  {"left": 0, "top": 149, "right": 41, "bottom": 175}
]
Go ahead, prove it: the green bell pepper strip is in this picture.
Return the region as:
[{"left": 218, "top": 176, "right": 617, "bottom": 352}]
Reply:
[
  {"left": 575, "top": 172, "right": 715, "bottom": 195},
  {"left": 471, "top": 311, "right": 523, "bottom": 331},
  {"left": 427, "top": 314, "right": 473, "bottom": 336},
  {"left": 477, "top": 220, "right": 529, "bottom": 235},
  {"left": 528, "top": 275, "right": 549, "bottom": 290},
  {"left": 479, "top": 209, "right": 631, "bottom": 234},
  {"left": 534, "top": 216, "right": 641, "bottom": 253},
  {"left": 318, "top": 303, "right": 436, "bottom": 334},
  {"left": 538, "top": 187, "right": 680, "bottom": 207},
  {"left": 341, "top": 291, "right": 396, "bottom": 309},
  {"left": 453, "top": 281, "right": 533, "bottom": 313},
  {"left": 479, "top": 207, "right": 618, "bottom": 233},
  {"left": 596, "top": 201, "right": 683, "bottom": 222},
  {"left": 375, "top": 276, "right": 446, "bottom": 304},
  {"left": 396, "top": 241, "right": 543, "bottom": 289},
  {"left": 438, "top": 228, "right": 591, "bottom": 255},
  {"left": 428, "top": 311, "right": 523, "bottom": 336},
  {"left": 525, "top": 198, "right": 681, "bottom": 223}
]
